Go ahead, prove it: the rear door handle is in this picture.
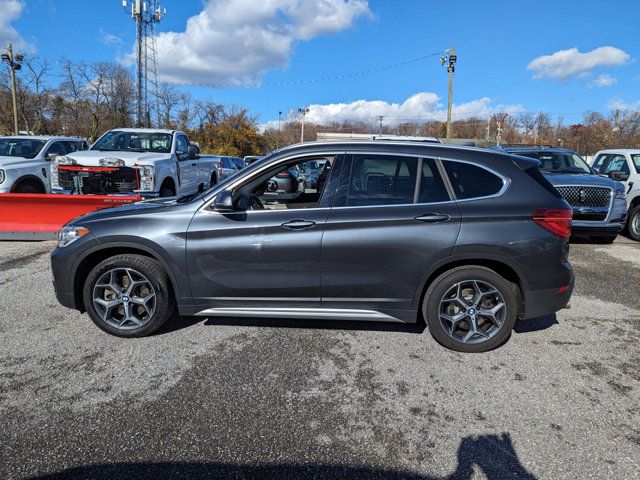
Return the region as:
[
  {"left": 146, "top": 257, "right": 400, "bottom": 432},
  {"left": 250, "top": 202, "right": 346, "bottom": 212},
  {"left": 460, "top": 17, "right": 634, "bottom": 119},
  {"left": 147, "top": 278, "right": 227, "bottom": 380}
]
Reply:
[
  {"left": 415, "top": 213, "right": 450, "bottom": 223},
  {"left": 281, "top": 219, "right": 316, "bottom": 230}
]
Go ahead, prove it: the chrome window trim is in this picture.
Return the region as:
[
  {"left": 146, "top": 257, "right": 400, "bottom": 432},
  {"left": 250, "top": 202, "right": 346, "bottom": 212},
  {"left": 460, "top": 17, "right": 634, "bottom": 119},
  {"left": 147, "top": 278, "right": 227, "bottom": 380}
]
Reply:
[{"left": 199, "top": 151, "right": 344, "bottom": 212}]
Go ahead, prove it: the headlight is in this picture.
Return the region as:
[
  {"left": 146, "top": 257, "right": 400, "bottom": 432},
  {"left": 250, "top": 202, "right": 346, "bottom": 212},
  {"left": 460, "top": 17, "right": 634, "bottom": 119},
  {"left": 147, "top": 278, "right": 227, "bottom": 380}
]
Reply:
[
  {"left": 0, "top": 169, "right": 5, "bottom": 185},
  {"left": 136, "top": 165, "right": 155, "bottom": 191},
  {"left": 99, "top": 157, "right": 125, "bottom": 167},
  {"left": 50, "top": 163, "right": 59, "bottom": 187},
  {"left": 58, "top": 226, "right": 90, "bottom": 248},
  {"left": 55, "top": 156, "right": 76, "bottom": 166},
  {"left": 614, "top": 188, "right": 626, "bottom": 201}
]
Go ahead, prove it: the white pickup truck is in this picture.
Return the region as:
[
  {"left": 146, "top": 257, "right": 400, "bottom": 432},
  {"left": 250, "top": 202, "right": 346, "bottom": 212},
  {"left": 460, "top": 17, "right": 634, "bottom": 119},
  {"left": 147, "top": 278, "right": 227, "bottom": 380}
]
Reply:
[
  {"left": 51, "top": 128, "right": 219, "bottom": 197},
  {"left": 0, "top": 136, "right": 88, "bottom": 193}
]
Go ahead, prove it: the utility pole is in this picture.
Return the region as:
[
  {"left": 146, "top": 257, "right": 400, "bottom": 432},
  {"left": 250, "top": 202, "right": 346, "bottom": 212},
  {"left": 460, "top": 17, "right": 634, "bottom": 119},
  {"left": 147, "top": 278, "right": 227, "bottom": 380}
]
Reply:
[
  {"left": 2, "top": 44, "right": 23, "bottom": 135},
  {"left": 277, "top": 111, "right": 282, "bottom": 149},
  {"left": 378, "top": 115, "right": 383, "bottom": 135},
  {"left": 298, "top": 107, "right": 309, "bottom": 143},
  {"left": 496, "top": 120, "right": 503, "bottom": 147},
  {"left": 485, "top": 117, "right": 491, "bottom": 143},
  {"left": 442, "top": 47, "right": 457, "bottom": 141}
]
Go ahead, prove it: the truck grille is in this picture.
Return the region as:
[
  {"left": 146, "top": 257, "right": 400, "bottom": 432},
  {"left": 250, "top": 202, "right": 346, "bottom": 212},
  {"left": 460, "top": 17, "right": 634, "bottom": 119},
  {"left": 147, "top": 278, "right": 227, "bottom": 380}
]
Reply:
[
  {"left": 555, "top": 186, "right": 611, "bottom": 208},
  {"left": 59, "top": 167, "right": 138, "bottom": 194}
]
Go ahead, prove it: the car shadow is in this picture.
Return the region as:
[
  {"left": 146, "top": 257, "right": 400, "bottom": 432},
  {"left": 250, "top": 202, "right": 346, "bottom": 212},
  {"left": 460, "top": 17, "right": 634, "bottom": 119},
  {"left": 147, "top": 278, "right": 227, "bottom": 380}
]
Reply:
[
  {"left": 514, "top": 314, "right": 558, "bottom": 333},
  {"left": 153, "top": 312, "right": 426, "bottom": 336},
  {"left": 26, "top": 432, "right": 536, "bottom": 480}
]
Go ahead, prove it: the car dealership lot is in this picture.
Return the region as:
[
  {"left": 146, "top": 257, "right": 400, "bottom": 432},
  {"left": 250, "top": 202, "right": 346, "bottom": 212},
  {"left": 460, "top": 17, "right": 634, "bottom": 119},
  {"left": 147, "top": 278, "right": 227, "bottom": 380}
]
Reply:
[{"left": 1, "top": 239, "right": 639, "bottom": 479}]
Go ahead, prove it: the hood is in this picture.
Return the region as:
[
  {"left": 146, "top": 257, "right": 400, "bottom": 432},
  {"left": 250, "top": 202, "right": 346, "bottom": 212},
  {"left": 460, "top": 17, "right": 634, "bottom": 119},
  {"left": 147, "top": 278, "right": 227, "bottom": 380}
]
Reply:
[
  {"left": 542, "top": 172, "right": 622, "bottom": 188},
  {"left": 66, "top": 150, "right": 169, "bottom": 167},
  {"left": 67, "top": 196, "right": 202, "bottom": 226},
  {"left": 0, "top": 155, "right": 32, "bottom": 167}
]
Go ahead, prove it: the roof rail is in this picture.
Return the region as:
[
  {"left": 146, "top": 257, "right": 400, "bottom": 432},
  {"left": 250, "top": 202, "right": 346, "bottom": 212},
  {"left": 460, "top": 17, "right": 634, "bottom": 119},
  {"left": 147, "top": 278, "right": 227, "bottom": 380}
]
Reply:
[{"left": 498, "top": 143, "right": 554, "bottom": 148}]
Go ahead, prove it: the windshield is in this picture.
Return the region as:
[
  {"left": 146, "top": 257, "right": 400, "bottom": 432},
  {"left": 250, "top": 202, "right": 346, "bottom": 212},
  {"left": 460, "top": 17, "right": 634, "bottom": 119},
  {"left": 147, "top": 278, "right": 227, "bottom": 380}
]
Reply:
[
  {"left": 91, "top": 131, "right": 172, "bottom": 153},
  {"left": 519, "top": 151, "right": 592, "bottom": 174},
  {"left": 631, "top": 154, "right": 640, "bottom": 174},
  {"left": 0, "top": 138, "right": 47, "bottom": 159}
]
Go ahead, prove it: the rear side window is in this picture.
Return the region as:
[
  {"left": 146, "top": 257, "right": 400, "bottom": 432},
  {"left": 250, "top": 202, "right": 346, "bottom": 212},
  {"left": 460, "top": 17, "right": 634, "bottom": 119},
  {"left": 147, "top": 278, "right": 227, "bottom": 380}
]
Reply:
[
  {"left": 345, "top": 155, "right": 449, "bottom": 207},
  {"left": 347, "top": 155, "right": 416, "bottom": 206},
  {"left": 443, "top": 161, "right": 504, "bottom": 199}
]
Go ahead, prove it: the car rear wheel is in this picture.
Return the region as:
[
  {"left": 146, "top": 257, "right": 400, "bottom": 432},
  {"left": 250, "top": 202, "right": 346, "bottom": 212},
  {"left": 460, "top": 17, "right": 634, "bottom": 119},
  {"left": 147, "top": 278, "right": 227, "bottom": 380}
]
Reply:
[
  {"left": 83, "top": 254, "right": 175, "bottom": 337},
  {"left": 423, "top": 266, "right": 519, "bottom": 353},
  {"left": 628, "top": 205, "right": 640, "bottom": 241}
]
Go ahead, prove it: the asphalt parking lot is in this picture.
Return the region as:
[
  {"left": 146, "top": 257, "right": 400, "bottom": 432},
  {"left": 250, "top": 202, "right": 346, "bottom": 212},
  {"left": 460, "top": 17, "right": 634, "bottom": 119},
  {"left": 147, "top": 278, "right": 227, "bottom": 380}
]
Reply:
[{"left": 1, "top": 237, "right": 639, "bottom": 480}]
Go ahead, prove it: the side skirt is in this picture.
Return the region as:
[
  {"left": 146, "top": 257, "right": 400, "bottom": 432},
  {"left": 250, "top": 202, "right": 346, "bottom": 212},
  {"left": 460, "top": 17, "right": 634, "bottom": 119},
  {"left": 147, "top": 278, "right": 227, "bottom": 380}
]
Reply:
[{"left": 194, "top": 307, "right": 408, "bottom": 323}]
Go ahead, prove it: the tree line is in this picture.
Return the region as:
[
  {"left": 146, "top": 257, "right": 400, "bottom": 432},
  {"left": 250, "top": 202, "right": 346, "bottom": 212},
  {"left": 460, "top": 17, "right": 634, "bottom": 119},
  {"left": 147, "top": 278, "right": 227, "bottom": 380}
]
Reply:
[{"left": 1, "top": 55, "right": 639, "bottom": 157}]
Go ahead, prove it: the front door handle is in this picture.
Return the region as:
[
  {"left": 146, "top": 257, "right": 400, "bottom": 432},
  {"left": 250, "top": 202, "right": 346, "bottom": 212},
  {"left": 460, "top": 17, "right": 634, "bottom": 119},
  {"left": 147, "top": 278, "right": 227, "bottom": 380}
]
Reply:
[
  {"left": 415, "top": 213, "right": 450, "bottom": 223},
  {"left": 281, "top": 219, "right": 316, "bottom": 230}
]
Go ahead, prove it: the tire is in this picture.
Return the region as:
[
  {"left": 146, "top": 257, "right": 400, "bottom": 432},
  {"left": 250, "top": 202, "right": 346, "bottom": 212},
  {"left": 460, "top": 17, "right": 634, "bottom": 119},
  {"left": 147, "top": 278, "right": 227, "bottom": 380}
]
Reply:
[
  {"left": 13, "top": 181, "right": 41, "bottom": 193},
  {"left": 82, "top": 254, "right": 175, "bottom": 337},
  {"left": 628, "top": 205, "right": 640, "bottom": 241},
  {"left": 590, "top": 235, "right": 617, "bottom": 244},
  {"left": 422, "top": 266, "right": 519, "bottom": 353},
  {"left": 159, "top": 184, "right": 175, "bottom": 197}
]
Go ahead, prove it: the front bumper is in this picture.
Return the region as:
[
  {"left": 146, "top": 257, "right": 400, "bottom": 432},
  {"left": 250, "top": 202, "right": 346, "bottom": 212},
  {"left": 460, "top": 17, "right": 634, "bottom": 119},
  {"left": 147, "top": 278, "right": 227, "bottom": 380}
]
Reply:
[
  {"left": 51, "top": 188, "right": 159, "bottom": 198},
  {"left": 50, "top": 234, "right": 99, "bottom": 311}
]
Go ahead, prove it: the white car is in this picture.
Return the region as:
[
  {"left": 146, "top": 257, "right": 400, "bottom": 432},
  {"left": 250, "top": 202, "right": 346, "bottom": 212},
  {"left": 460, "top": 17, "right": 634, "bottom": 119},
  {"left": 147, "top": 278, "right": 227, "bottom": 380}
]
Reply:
[
  {"left": 0, "top": 136, "right": 88, "bottom": 193},
  {"left": 592, "top": 149, "right": 640, "bottom": 240},
  {"left": 51, "top": 129, "right": 220, "bottom": 198}
]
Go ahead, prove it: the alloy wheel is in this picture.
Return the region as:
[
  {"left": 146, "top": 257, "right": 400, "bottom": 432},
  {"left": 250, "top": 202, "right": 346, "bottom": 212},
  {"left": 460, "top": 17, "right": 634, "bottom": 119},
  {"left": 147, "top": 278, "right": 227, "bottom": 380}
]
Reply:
[
  {"left": 439, "top": 280, "right": 506, "bottom": 344},
  {"left": 92, "top": 268, "right": 156, "bottom": 330}
]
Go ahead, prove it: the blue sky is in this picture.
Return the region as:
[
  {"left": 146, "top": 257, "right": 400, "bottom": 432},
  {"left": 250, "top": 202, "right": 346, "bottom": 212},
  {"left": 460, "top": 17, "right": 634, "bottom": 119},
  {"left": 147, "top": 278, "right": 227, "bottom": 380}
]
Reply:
[{"left": 4, "top": 0, "right": 640, "bottom": 126}]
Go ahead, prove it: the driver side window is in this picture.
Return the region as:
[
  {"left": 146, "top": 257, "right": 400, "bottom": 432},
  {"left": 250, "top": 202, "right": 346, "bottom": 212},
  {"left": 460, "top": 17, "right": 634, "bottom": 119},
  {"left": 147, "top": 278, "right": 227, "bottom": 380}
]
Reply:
[{"left": 236, "top": 156, "right": 336, "bottom": 211}]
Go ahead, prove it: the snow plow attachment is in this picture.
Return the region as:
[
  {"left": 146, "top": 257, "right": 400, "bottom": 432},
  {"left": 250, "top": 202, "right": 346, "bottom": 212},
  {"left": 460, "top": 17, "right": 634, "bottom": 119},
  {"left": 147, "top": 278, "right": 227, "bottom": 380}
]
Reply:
[{"left": 0, "top": 194, "right": 139, "bottom": 241}]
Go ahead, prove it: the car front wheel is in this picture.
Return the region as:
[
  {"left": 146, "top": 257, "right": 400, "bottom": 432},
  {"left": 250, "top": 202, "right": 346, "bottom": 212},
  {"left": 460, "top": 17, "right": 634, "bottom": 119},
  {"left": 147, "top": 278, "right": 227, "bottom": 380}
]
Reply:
[
  {"left": 83, "top": 254, "right": 175, "bottom": 337},
  {"left": 423, "top": 266, "right": 519, "bottom": 353}
]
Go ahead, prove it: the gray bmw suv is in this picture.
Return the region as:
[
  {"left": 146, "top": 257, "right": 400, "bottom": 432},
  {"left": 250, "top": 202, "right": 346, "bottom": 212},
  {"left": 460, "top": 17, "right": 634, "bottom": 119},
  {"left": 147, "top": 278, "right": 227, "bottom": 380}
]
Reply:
[{"left": 51, "top": 141, "right": 574, "bottom": 352}]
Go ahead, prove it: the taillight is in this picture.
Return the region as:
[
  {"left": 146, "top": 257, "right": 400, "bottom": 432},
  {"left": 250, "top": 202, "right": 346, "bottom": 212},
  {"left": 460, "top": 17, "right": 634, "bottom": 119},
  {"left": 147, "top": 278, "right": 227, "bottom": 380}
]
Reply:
[{"left": 532, "top": 208, "right": 572, "bottom": 238}]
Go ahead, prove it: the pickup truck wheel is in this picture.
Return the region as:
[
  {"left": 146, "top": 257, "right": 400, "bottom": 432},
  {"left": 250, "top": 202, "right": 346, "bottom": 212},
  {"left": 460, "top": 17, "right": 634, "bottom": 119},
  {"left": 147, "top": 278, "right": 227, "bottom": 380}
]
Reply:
[
  {"left": 13, "top": 180, "right": 43, "bottom": 194},
  {"left": 628, "top": 205, "right": 640, "bottom": 241},
  {"left": 159, "top": 185, "right": 175, "bottom": 197},
  {"left": 423, "top": 266, "right": 518, "bottom": 353},
  {"left": 83, "top": 254, "right": 175, "bottom": 337}
]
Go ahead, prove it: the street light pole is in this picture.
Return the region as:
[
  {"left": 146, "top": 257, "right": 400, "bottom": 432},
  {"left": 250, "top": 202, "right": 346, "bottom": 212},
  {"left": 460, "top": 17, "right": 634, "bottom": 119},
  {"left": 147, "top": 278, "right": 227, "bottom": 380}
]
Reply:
[
  {"left": 298, "top": 107, "right": 309, "bottom": 143},
  {"left": 443, "top": 47, "right": 456, "bottom": 141},
  {"left": 2, "top": 43, "right": 23, "bottom": 135},
  {"left": 277, "top": 110, "right": 282, "bottom": 149}
]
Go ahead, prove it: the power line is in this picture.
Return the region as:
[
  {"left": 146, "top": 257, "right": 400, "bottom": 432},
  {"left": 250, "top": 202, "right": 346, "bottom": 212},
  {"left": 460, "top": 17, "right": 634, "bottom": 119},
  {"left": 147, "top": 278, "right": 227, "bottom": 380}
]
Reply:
[{"left": 163, "top": 50, "right": 448, "bottom": 89}]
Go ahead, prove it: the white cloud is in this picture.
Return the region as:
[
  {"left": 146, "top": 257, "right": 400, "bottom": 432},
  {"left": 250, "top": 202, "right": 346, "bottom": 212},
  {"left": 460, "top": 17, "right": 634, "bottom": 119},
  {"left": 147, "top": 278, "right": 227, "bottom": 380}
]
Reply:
[
  {"left": 100, "top": 29, "right": 123, "bottom": 47},
  {"left": 263, "top": 92, "right": 522, "bottom": 128},
  {"left": 607, "top": 99, "right": 640, "bottom": 111},
  {"left": 146, "top": 0, "right": 371, "bottom": 85},
  {"left": 0, "top": 0, "right": 31, "bottom": 51},
  {"left": 589, "top": 73, "right": 617, "bottom": 88},
  {"left": 527, "top": 46, "right": 629, "bottom": 81}
]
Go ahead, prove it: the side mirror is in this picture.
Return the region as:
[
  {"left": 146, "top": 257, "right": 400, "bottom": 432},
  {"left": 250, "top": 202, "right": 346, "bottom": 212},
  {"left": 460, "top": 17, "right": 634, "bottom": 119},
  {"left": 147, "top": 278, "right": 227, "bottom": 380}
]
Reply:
[
  {"left": 46, "top": 153, "right": 58, "bottom": 161},
  {"left": 213, "top": 190, "right": 234, "bottom": 212},
  {"left": 609, "top": 171, "right": 630, "bottom": 181},
  {"left": 188, "top": 145, "right": 200, "bottom": 160}
]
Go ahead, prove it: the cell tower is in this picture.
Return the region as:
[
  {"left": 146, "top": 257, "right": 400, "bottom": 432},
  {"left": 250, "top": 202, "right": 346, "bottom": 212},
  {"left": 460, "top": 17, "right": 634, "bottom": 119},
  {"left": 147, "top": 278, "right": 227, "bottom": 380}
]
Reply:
[{"left": 122, "top": 0, "right": 166, "bottom": 127}]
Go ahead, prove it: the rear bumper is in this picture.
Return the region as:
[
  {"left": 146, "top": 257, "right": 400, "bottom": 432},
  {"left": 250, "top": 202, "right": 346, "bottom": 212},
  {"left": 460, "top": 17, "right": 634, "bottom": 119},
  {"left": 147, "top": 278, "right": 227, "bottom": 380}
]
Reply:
[{"left": 522, "top": 271, "right": 574, "bottom": 319}]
